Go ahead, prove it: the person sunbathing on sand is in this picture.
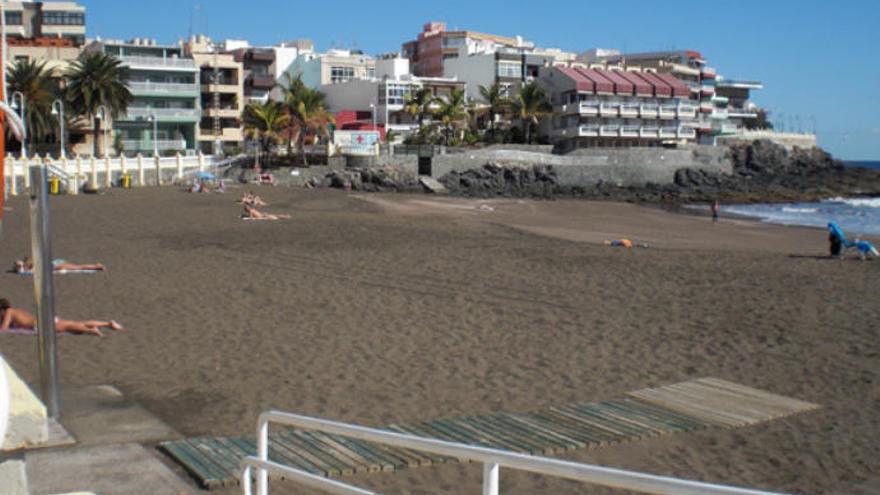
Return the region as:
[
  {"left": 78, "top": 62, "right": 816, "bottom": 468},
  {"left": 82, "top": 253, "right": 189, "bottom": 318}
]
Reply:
[
  {"left": 14, "top": 256, "right": 105, "bottom": 273},
  {"left": 0, "top": 298, "right": 123, "bottom": 336},
  {"left": 239, "top": 191, "right": 268, "bottom": 207},
  {"left": 241, "top": 204, "right": 290, "bottom": 221},
  {"left": 603, "top": 239, "right": 649, "bottom": 249}
]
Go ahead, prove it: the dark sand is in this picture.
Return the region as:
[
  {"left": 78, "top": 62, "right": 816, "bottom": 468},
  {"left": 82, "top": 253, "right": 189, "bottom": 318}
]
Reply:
[{"left": 1, "top": 187, "right": 878, "bottom": 494}]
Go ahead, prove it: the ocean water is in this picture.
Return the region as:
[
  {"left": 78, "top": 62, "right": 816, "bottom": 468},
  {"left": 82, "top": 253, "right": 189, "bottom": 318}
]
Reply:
[
  {"left": 845, "top": 161, "right": 880, "bottom": 169},
  {"left": 718, "top": 197, "right": 880, "bottom": 236}
]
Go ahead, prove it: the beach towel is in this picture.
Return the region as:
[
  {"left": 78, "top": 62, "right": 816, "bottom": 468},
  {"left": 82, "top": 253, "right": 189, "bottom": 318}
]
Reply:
[
  {"left": 0, "top": 328, "right": 37, "bottom": 335},
  {"left": 16, "top": 268, "right": 103, "bottom": 276}
]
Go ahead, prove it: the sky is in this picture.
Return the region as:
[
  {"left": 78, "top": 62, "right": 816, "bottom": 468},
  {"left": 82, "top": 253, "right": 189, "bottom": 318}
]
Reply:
[{"left": 83, "top": 0, "right": 879, "bottom": 160}]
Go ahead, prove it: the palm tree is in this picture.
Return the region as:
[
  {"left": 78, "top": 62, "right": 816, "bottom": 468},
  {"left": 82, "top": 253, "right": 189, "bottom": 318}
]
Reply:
[
  {"left": 433, "top": 89, "right": 468, "bottom": 146},
  {"left": 515, "top": 82, "right": 552, "bottom": 144},
  {"left": 65, "top": 52, "right": 133, "bottom": 157},
  {"left": 290, "top": 88, "right": 335, "bottom": 165},
  {"left": 404, "top": 87, "right": 433, "bottom": 136},
  {"left": 242, "top": 101, "right": 289, "bottom": 167},
  {"left": 6, "top": 59, "right": 58, "bottom": 153},
  {"left": 478, "top": 82, "right": 512, "bottom": 142},
  {"left": 277, "top": 72, "right": 307, "bottom": 154}
]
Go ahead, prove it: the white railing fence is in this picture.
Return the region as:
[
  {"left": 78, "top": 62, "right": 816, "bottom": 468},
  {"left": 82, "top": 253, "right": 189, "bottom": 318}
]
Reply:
[
  {"left": 3, "top": 153, "right": 218, "bottom": 195},
  {"left": 243, "top": 410, "right": 792, "bottom": 495}
]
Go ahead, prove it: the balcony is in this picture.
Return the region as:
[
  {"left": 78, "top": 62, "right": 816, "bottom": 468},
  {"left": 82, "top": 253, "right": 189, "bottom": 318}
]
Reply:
[
  {"left": 711, "top": 109, "right": 729, "bottom": 120},
  {"left": 713, "top": 123, "right": 738, "bottom": 135},
  {"left": 129, "top": 81, "right": 199, "bottom": 97},
  {"left": 248, "top": 74, "right": 276, "bottom": 89},
  {"left": 599, "top": 125, "right": 619, "bottom": 137},
  {"left": 121, "top": 107, "right": 201, "bottom": 122},
  {"left": 677, "top": 127, "right": 697, "bottom": 139},
  {"left": 659, "top": 127, "right": 678, "bottom": 139},
  {"left": 203, "top": 107, "right": 241, "bottom": 118},
  {"left": 676, "top": 103, "right": 697, "bottom": 119},
  {"left": 122, "top": 139, "right": 187, "bottom": 152},
  {"left": 639, "top": 126, "right": 659, "bottom": 138},
  {"left": 578, "top": 101, "right": 600, "bottom": 116},
  {"left": 639, "top": 104, "right": 659, "bottom": 119},
  {"left": 728, "top": 108, "right": 758, "bottom": 119},
  {"left": 702, "top": 67, "right": 717, "bottom": 79},
  {"left": 118, "top": 55, "right": 198, "bottom": 72},
  {"left": 198, "top": 127, "right": 244, "bottom": 141},
  {"left": 699, "top": 102, "right": 714, "bottom": 113},
  {"left": 619, "top": 103, "right": 639, "bottom": 118},
  {"left": 577, "top": 124, "right": 600, "bottom": 137},
  {"left": 659, "top": 105, "right": 677, "bottom": 119},
  {"left": 712, "top": 95, "right": 729, "bottom": 105},
  {"left": 700, "top": 85, "right": 716, "bottom": 96},
  {"left": 599, "top": 103, "right": 619, "bottom": 117},
  {"left": 620, "top": 125, "right": 640, "bottom": 137}
]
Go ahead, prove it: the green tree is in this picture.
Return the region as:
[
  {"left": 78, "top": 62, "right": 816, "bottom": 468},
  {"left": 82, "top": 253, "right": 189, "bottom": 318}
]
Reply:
[
  {"left": 6, "top": 59, "right": 58, "bottom": 153},
  {"left": 515, "top": 82, "right": 552, "bottom": 144},
  {"left": 404, "top": 87, "right": 434, "bottom": 136},
  {"left": 64, "top": 52, "right": 133, "bottom": 157},
  {"left": 277, "top": 72, "right": 307, "bottom": 154},
  {"left": 478, "top": 82, "right": 512, "bottom": 142},
  {"left": 289, "top": 88, "right": 334, "bottom": 165},
  {"left": 433, "top": 89, "right": 468, "bottom": 146},
  {"left": 242, "top": 101, "right": 289, "bottom": 167},
  {"left": 744, "top": 108, "right": 774, "bottom": 130}
]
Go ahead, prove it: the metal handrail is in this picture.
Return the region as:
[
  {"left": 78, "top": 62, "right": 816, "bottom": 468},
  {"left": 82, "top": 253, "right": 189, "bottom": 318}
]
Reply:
[
  {"left": 129, "top": 81, "right": 198, "bottom": 93},
  {"left": 246, "top": 410, "right": 790, "bottom": 495}
]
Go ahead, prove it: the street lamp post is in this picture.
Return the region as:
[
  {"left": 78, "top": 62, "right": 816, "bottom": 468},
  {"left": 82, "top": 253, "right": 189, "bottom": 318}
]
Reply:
[
  {"left": 370, "top": 102, "right": 376, "bottom": 131},
  {"left": 148, "top": 109, "right": 158, "bottom": 157},
  {"left": 51, "top": 100, "right": 65, "bottom": 159},
  {"left": 11, "top": 91, "right": 26, "bottom": 158},
  {"left": 96, "top": 105, "right": 109, "bottom": 158}
]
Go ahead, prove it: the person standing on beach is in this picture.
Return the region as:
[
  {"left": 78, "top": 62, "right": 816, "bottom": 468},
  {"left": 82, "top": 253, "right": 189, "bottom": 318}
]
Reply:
[{"left": 711, "top": 200, "right": 720, "bottom": 222}]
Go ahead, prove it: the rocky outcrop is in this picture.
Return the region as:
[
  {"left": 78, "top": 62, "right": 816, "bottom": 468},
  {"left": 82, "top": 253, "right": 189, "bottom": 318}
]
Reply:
[{"left": 324, "top": 167, "right": 423, "bottom": 193}]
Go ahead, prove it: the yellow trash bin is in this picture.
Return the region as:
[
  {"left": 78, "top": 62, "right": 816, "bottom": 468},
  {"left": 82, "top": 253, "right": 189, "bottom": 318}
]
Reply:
[
  {"left": 49, "top": 177, "right": 60, "bottom": 195},
  {"left": 122, "top": 174, "right": 132, "bottom": 189}
]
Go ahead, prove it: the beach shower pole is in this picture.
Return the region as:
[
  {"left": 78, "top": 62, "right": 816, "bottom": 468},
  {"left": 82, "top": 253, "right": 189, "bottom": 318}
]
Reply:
[{"left": 29, "top": 164, "right": 60, "bottom": 419}]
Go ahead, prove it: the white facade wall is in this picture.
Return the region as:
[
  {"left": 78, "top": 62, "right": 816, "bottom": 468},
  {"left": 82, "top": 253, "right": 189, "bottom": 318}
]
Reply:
[
  {"left": 321, "top": 80, "right": 380, "bottom": 114},
  {"left": 273, "top": 46, "right": 300, "bottom": 79},
  {"left": 443, "top": 53, "right": 495, "bottom": 102},
  {"left": 376, "top": 57, "right": 410, "bottom": 80}
]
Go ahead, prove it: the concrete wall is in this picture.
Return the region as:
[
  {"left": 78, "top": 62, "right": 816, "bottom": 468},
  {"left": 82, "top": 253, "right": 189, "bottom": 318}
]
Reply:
[
  {"left": 429, "top": 146, "right": 731, "bottom": 186},
  {"left": 443, "top": 52, "right": 494, "bottom": 102},
  {"left": 718, "top": 131, "right": 817, "bottom": 150}
]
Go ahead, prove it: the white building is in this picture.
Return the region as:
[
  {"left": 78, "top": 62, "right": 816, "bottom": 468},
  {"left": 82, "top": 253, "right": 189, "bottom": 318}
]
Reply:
[
  {"left": 320, "top": 56, "right": 465, "bottom": 136},
  {"left": 284, "top": 48, "right": 376, "bottom": 89}
]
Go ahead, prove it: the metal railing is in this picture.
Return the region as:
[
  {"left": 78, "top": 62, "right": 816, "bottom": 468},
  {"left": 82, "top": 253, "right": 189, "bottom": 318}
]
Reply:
[
  {"left": 243, "top": 410, "right": 791, "bottom": 495},
  {"left": 122, "top": 139, "right": 187, "bottom": 151},
  {"left": 122, "top": 107, "right": 201, "bottom": 120},
  {"left": 129, "top": 81, "right": 199, "bottom": 94},
  {"left": 119, "top": 55, "right": 197, "bottom": 70}
]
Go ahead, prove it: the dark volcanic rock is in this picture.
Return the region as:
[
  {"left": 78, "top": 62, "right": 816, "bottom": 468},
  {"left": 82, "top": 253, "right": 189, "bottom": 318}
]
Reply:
[{"left": 325, "top": 167, "right": 422, "bottom": 193}]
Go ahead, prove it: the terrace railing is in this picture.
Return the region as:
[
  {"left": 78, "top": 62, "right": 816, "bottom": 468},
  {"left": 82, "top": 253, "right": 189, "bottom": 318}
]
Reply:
[
  {"left": 242, "top": 410, "right": 791, "bottom": 495},
  {"left": 3, "top": 153, "right": 218, "bottom": 195}
]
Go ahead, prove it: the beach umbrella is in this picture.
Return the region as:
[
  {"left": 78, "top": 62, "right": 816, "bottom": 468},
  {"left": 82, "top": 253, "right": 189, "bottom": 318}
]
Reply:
[{"left": 197, "top": 171, "right": 216, "bottom": 181}]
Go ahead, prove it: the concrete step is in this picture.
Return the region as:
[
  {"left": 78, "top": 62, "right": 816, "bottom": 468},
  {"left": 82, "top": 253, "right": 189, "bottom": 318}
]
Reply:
[
  {"left": 419, "top": 176, "right": 447, "bottom": 194},
  {"left": 2, "top": 354, "right": 48, "bottom": 451}
]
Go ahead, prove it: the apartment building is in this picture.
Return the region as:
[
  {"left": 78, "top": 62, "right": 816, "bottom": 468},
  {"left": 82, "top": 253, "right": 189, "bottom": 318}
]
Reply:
[
  {"left": 320, "top": 55, "right": 465, "bottom": 137},
  {"left": 443, "top": 44, "right": 576, "bottom": 102},
  {"left": 186, "top": 36, "right": 245, "bottom": 155},
  {"left": 87, "top": 39, "right": 200, "bottom": 155},
  {"left": 3, "top": 1, "right": 87, "bottom": 45},
  {"left": 226, "top": 39, "right": 313, "bottom": 102},
  {"left": 537, "top": 65, "right": 699, "bottom": 151},
  {"left": 284, "top": 48, "right": 375, "bottom": 89},
  {"left": 715, "top": 78, "right": 764, "bottom": 130},
  {"left": 401, "top": 21, "right": 526, "bottom": 77},
  {"left": 584, "top": 49, "right": 762, "bottom": 144}
]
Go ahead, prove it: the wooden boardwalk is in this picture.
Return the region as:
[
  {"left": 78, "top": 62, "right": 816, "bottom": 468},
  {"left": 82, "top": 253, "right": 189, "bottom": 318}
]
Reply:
[{"left": 159, "top": 378, "right": 819, "bottom": 489}]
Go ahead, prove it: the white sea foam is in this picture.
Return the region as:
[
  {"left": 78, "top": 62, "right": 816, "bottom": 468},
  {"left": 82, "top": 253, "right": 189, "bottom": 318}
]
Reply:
[
  {"left": 824, "top": 197, "right": 880, "bottom": 208},
  {"left": 782, "top": 207, "right": 818, "bottom": 214}
]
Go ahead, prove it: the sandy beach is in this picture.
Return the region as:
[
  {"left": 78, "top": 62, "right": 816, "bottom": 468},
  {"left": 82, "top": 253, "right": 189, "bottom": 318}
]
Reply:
[{"left": 1, "top": 186, "right": 878, "bottom": 494}]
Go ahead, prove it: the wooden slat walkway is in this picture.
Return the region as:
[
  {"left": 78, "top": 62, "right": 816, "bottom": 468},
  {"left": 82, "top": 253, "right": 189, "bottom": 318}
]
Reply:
[{"left": 159, "top": 378, "right": 819, "bottom": 489}]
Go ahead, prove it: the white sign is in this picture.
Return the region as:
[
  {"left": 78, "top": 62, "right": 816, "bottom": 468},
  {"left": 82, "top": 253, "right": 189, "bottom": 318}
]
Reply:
[{"left": 333, "top": 131, "right": 379, "bottom": 156}]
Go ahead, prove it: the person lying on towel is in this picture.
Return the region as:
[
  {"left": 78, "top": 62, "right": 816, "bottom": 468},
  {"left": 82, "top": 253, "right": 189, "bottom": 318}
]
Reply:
[
  {"left": 0, "top": 298, "right": 123, "bottom": 336},
  {"left": 14, "top": 256, "right": 105, "bottom": 273},
  {"left": 241, "top": 204, "right": 290, "bottom": 221},
  {"left": 603, "top": 239, "right": 649, "bottom": 248}
]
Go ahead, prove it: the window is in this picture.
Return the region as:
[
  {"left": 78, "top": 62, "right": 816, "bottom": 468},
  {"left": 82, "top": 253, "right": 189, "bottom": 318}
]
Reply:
[
  {"left": 497, "top": 62, "right": 521, "bottom": 79},
  {"left": 367, "top": 67, "right": 375, "bottom": 79},
  {"left": 442, "top": 37, "right": 465, "bottom": 48},
  {"left": 330, "top": 66, "right": 354, "bottom": 84},
  {"left": 385, "top": 84, "right": 412, "bottom": 106},
  {"left": 42, "top": 11, "right": 85, "bottom": 26},
  {"left": 5, "top": 11, "right": 22, "bottom": 26}
]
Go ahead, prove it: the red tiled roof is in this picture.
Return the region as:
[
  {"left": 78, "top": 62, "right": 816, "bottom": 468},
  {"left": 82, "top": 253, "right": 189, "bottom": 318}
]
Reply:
[
  {"left": 558, "top": 67, "right": 594, "bottom": 93},
  {"left": 575, "top": 68, "right": 614, "bottom": 94},
  {"left": 639, "top": 71, "right": 672, "bottom": 97},
  {"left": 614, "top": 70, "right": 653, "bottom": 97},
  {"left": 598, "top": 69, "right": 634, "bottom": 96},
  {"left": 654, "top": 72, "right": 690, "bottom": 98}
]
